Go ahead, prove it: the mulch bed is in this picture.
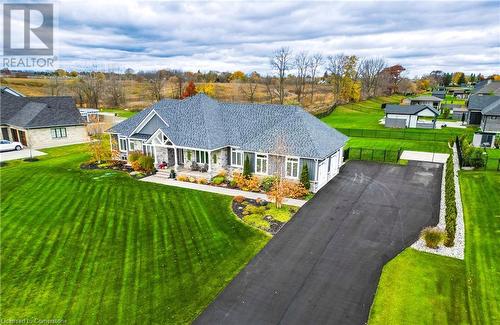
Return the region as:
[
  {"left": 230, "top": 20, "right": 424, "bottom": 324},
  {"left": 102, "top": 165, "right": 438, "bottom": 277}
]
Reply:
[
  {"left": 80, "top": 161, "right": 153, "bottom": 179},
  {"left": 232, "top": 198, "right": 286, "bottom": 235}
]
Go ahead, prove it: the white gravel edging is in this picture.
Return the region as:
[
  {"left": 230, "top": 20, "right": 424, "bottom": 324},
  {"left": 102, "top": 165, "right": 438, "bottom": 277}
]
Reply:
[{"left": 411, "top": 144, "right": 465, "bottom": 259}]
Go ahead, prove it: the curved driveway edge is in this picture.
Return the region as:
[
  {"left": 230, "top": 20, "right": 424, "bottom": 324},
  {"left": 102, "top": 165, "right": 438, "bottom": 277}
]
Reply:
[{"left": 195, "top": 160, "right": 442, "bottom": 325}]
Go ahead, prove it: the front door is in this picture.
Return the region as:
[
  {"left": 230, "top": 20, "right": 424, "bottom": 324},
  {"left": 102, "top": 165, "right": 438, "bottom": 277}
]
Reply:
[{"left": 167, "top": 148, "right": 175, "bottom": 166}]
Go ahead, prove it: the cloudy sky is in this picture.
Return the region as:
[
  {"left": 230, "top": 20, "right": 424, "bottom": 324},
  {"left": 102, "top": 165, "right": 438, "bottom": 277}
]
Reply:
[{"left": 6, "top": 0, "right": 500, "bottom": 77}]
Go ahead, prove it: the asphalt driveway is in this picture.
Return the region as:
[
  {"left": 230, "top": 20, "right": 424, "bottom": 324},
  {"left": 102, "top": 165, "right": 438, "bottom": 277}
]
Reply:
[{"left": 195, "top": 160, "right": 442, "bottom": 325}]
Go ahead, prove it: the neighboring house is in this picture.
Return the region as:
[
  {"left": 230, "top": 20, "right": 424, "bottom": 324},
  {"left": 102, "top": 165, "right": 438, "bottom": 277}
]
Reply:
[
  {"left": 107, "top": 94, "right": 348, "bottom": 192},
  {"left": 431, "top": 90, "right": 446, "bottom": 99},
  {"left": 409, "top": 96, "right": 443, "bottom": 110},
  {"left": 473, "top": 80, "right": 500, "bottom": 96},
  {"left": 451, "top": 106, "right": 468, "bottom": 121},
  {"left": 472, "top": 97, "right": 500, "bottom": 148},
  {"left": 384, "top": 104, "right": 439, "bottom": 129},
  {"left": 466, "top": 94, "right": 500, "bottom": 125},
  {"left": 0, "top": 89, "right": 89, "bottom": 148}
]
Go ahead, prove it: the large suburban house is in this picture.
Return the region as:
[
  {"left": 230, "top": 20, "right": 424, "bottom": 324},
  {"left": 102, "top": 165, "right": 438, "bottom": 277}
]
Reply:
[
  {"left": 470, "top": 96, "right": 500, "bottom": 148},
  {"left": 384, "top": 104, "right": 439, "bottom": 129},
  {"left": 409, "top": 95, "right": 442, "bottom": 110},
  {"left": 473, "top": 80, "right": 500, "bottom": 96},
  {"left": 466, "top": 95, "right": 500, "bottom": 125},
  {"left": 0, "top": 88, "right": 88, "bottom": 148},
  {"left": 107, "top": 94, "right": 348, "bottom": 192}
]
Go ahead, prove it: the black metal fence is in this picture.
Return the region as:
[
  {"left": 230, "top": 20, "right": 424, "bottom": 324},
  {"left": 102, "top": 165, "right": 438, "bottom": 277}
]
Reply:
[
  {"left": 337, "top": 128, "right": 463, "bottom": 142},
  {"left": 456, "top": 136, "right": 500, "bottom": 171},
  {"left": 344, "top": 147, "right": 402, "bottom": 164}
]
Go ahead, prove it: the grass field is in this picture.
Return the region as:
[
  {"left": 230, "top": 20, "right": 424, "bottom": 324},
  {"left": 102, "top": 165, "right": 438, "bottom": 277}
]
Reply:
[
  {"left": 460, "top": 171, "right": 500, "bottom": 324},
  {"left": 0, "top": 145, "right": 269, "bottom": 324},
  {"left": 347, "top": 137, "right": 451, "bottom": 153},
  {"left": 100, "top": 108, "right": 138, "bottom": 118},
  {"left": 369, "top": 170, "right": 500, "bottom": 325},
  {"left": 321, "top": 95, "right": 405, "bottom": 129},
  {"left": 369, "top": 249, "right": 469, "bottom": 324}
]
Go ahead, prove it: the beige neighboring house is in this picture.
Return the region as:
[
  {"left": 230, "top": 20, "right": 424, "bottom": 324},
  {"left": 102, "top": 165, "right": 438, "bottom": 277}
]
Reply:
[{"left": 0, "top": 87, "right": 89, "bottom": 149}]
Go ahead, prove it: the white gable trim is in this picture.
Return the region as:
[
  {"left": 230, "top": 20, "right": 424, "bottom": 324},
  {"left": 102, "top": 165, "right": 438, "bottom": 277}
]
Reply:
[
  {"left": 145, "top": 128, "right": 176, "bottom": 146},
  {"left": 130, "top": 109, "right": 169, "bottom": 135}
]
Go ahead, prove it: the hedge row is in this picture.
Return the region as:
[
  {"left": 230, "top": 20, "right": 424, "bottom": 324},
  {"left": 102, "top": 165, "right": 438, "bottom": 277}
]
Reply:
[{"left": 444, "top": 155, "right": 457, "bottom": 247}]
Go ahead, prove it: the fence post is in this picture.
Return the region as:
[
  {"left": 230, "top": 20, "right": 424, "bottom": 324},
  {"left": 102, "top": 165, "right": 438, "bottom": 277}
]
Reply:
[
  {"left": 360, "top": 148, "right": 363, "bottom": 160},
  {"left": 371, "top": 149, "right": 374, "bottom": 160},
  {"left": 383, "top": 149, "right": 387, "bottom": 162},
  {"left": 498, "top": 159, "right": 500, "bottom": 172}
]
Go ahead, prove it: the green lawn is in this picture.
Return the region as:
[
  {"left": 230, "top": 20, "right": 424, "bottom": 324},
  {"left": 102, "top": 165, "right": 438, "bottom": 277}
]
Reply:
[
  {"left": 347, "top": 137, "right": 451, "bottom": 153},
  {"left": 321, "top": 95, "right": 404, "bottom": 129},
  {"left": 369, "top": 249, "right": 469, "bottom": 324},
  {"left": 0, "top": 145, "right": 269, "bottom": 324},
  {"left": 460, "top": 171, "right": 500, "bottom": 324},
  {"left": 100, "top": 107, "right": 138, "bottom": 118},
  {"left": 369, "top": 171, "right": 500, "bottom": 324}
]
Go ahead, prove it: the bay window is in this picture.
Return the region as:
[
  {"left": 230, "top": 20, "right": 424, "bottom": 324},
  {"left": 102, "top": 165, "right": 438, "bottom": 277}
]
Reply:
[{"left": 256, "top": 154, "right": 268, "bottom": 174}]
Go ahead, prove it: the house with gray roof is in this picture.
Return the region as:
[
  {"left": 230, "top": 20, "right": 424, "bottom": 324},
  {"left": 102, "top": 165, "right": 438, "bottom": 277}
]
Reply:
[
  {"left": 107, "top": 94, "right": 348, "bottom": 191},
  {"left": 473, "top": 80, "right": 500, "bottom": 96},
  {"left": 409, "top": 95, "right": 443, "bottom": 110},
  {"left": 384, "top": 104, "right": 439, "bottom": 129},
  {"left": 470, "top": 95, "right": 500, "bottom": 148},
  {"left": 0, "top": 89, "right": 88, "bottom": 148}
]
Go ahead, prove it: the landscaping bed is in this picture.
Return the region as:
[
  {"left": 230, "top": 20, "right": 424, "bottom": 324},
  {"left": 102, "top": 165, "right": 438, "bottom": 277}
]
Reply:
[
  {"left": 232, "top": 196, "right": 297, "bottom": 235},
  {"left": 80, "top": 160, "right": 153, "bottom": 179}
]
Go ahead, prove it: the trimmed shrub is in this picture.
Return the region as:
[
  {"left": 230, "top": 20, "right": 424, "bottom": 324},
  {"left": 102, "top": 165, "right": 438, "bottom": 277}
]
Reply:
[
  {"left": 212, "top": 175, "right": 225, "bottom": 185},
  {"left": 444, "top": 155, "right": 457, "bottom": 247},
  {"left": 300, "top": 164, "right": 311, "bottom": 190},
  {"left": 243, "top": 155, "right": 252, "bottom": 178},
  {"left": 130, "top": 160, "right": 142, "bottom": 172},
  {"left": 176, "top": 175, "right": 189, "bottom": 182},
  {"left": 197, "top": 177, "right": 208, "bottom": 185},
  {"left": 234, "top": 196, "right": 245, "bottom": 203},
  {"left": 232, "top": 171, "right": 260, "bottom": 192},
  {"left": 261, "top": 176, "right": 277, "bottom": 192},
  {"left": 421, "top": 227, "right": 446, "bottom": 249}
]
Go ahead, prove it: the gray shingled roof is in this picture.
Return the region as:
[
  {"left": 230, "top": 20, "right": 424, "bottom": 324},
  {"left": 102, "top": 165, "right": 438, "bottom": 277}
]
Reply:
[
  {"left": 410, "top": 95, "right": 443, "bottom": 102},
  {"left": 0, "top": 91, "right": 84, "bottom": 128},
  {"left": 482, "top": 98, "right": 500, "bottom": 116},
  {"left": 385, "top": 104, "right": 439, "bottom": 115},
  {"left": 467, "top": 95, "right": 500, "bottom": 111},
  {"left": 108, "top": 94, "right": 348, "bottom": 159},
  {"left": 473, "top": 81, "right": 500, "bottom": 95}
]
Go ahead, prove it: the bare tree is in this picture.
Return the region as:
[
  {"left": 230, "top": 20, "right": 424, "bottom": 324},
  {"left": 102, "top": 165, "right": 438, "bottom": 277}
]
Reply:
[
  {"left": 293, "top": 52, "right": 310, "bottom": 103},
  {"left": 326, "top": 54, "right": 348, "bottom": 104},
  {"left": 358, "top": 57, "right": 386, "bottom": 98},
  {"left": 270, "top": 47, "right": 293, "bottom": 104},
  {"left": 47, "top": 76, "right": 64, "bottom": 96},
  {"left": 106, "top": 74, "right": 126, "bottom": 107},
  {"left": 239, "top": 72, "right": 260, "bottom": 102},
  {"left": 148, "top": 70, "right": 167, "bottom": 101},
  {"left": 309, "top": 53, "right": 323, "bottom": 102},
  {"left": 263, "top": 75, "right": 277, "bottom": 103},
  {"left": 77, "top": 72, "right": 105, "bottom": 108}
]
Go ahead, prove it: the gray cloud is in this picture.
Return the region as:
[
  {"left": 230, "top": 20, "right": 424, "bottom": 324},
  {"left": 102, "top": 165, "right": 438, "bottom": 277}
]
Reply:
[{"left": 44, "top": 0, "right": 500, "bottom": 76}]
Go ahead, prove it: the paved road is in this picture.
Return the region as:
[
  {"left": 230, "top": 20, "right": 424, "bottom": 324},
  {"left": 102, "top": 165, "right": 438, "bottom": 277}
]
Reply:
[{"left": 195, "top": 160, "right": 442, "bottom": 325}]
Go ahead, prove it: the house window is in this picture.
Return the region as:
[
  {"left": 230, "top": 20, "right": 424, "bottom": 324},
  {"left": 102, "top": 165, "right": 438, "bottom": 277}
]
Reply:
[
  {"left": 51, "top": 128, "right": 67, "bottom": 139},
  {"left": 256, "top": 154, "right": 268, "bottom": 174},
  {"left": 129, "top": 140, "right": 142, "bottom": 152},
  {"left": 231, "top": 149, "right": 243, "bottom": 167},
  {"left": 119, "top": 138, "right": 128, "bottom": 152},
  {"left": 143, "top": 144, "right": 154, "bottom": 157},
  {"left": 195, "top": 150, "right": 209, "bottom": 164},
  {"left": 286, "top": 157, "right": 299, "bottom": 178}
]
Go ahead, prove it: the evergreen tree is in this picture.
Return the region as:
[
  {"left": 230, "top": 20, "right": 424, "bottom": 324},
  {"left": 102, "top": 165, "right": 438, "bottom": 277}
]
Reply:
[
  {"left": 243, "top": 155, "right": 252, "bottom": 178},
  {"left": 300, "top": 164, "right": 310, "bottom": 190}
]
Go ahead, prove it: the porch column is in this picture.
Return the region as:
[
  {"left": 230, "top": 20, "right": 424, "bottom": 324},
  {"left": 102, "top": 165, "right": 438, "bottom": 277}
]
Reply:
[
  {"left": 174, "top": 147, "right": 178, "bottom": 170},
  {"left": 208, "top": 150, "right": 212, "bottom": 173}
]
